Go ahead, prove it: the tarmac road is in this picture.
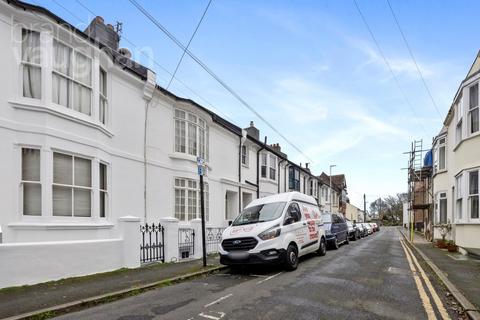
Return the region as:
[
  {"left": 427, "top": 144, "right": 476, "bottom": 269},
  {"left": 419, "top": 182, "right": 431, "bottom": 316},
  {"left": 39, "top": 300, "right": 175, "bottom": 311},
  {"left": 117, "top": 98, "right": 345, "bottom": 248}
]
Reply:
[{"left": 56, "top": 227, "right": 459, "bottom": 320}]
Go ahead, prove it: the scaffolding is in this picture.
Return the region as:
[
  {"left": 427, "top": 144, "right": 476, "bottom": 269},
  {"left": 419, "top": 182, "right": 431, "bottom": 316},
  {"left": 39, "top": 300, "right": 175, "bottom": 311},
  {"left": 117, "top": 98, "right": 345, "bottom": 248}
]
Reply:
[{"left": 406, "top": 139, "right": 433, "bottom": 241}]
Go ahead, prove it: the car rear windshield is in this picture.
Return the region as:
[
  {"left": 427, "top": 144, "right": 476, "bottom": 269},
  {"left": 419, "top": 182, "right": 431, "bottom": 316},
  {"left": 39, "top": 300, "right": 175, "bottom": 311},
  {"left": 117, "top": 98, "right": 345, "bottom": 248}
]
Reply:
[
  {"left": 232, "top": 202, "right": 286, "bottom": 226},
  {"left": 321, "top": 214, "right": 332, "bottom": 223}
]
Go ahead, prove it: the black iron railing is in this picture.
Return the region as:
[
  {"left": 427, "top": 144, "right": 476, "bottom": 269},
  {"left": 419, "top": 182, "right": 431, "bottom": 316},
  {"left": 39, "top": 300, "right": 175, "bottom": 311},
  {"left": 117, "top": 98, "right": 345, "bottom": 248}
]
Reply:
[
  {"left": 140, "top": 222, "right": 165, "bottom": 263},
  {"left": 206, "top": 227, "right": 225, "bottom": 254},
  {"left": 178, "top": 228, "right": 195, "bottom": 259}
]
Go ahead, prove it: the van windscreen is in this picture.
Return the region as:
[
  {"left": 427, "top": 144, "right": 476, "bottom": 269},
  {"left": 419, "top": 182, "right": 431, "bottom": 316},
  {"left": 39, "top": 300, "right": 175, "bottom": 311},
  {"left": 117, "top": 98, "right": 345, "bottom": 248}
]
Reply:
[{"left": 232, "top": 202, "right": 286, "bottom": 226}]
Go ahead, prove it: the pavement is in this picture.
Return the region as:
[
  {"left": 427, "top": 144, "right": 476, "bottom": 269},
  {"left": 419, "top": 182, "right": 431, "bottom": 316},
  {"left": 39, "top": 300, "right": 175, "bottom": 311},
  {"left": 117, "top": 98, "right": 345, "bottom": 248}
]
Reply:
[
  {"left": 400, "top": 228, "right": 480, "bottom": 316},
  {"left": 0, "top": 256, "right": 222, "bottom": 319},
  {"left": 53, "top": 227, "right": 462, "bottom": 320}
]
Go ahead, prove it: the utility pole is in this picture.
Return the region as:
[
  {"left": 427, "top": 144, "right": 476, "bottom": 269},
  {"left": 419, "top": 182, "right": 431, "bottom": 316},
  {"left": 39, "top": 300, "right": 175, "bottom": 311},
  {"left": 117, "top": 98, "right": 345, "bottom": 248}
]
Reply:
[
  {"left": 363, "top": 194, "right": 366, "bottom": 222},
  {"left": 197, "top": 157, "right": 207, "bottom": 267}
]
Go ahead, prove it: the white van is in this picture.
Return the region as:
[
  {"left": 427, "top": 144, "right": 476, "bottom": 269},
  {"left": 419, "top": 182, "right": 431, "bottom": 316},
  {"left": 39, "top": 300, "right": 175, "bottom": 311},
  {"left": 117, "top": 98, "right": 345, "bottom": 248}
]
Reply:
[{"left": 219, "top": 192, "right": 326, "bottom": 270}]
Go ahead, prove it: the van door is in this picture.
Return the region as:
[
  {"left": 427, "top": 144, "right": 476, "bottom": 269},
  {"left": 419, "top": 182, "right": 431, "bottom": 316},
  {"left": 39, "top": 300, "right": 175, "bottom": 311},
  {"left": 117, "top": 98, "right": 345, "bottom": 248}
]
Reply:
[
  {"left": 300, "top": 203, "right": 319, "bottom": 253},
  {"left": 283, "top": 203, "right": 305, "bottom": 252}
]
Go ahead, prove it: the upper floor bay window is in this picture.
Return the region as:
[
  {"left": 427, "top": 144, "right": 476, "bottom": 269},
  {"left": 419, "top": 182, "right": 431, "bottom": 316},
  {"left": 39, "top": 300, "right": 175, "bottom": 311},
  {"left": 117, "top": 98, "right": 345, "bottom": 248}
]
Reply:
[
  {"left": 21, "top": 29, "right": 42, "bottom": 99},
  {"left": 21, "top": 148, "right": 41, "bottom": 215},
  {"left": 469, "top": 83, "right": 479, "bottom": 134},
  {"left": 99, "top": 68, "right": 108, "bottom": 125},
  {"left": 241, "top": 145, "right": 248, "bottom": 166},
  {"left": 288, "top": 167, "right": 300, "bottom": 191},
  {"left": 174, "top": 178, "right": 209, "bottom": 221},
  {"left": 260, "top": 153, "right": 277, "bottom": 181},
  {"left": 456, "top": 97, "right": 464, "bottom": 145},
  {"left": 456, "top": 174, "right": 463, "bottom": 221},
  {"left": 53, "top": 152, "right": 92, "bottom": 217},
  {"left": 52, "top": 40, "right": 92, "bottom": 115},
  {"left": 174, "top": 110, "right": 209, "bottom": 159},
  {"left": 469, "top": 170, "right": 479, "bottom": 219}
]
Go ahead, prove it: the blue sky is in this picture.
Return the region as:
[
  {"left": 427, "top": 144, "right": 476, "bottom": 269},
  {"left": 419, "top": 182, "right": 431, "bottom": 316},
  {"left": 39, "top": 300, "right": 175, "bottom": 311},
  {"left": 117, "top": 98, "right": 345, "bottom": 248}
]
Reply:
[{"left": 32, "top": 0, "right": 479, "bottom": 208}]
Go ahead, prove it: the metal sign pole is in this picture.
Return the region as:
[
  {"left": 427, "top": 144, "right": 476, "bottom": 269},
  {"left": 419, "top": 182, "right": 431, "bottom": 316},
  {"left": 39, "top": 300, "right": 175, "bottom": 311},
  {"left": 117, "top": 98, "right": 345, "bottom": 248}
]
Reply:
[{"left": 197, "top": 157, "right": 207, "bottom": 267}]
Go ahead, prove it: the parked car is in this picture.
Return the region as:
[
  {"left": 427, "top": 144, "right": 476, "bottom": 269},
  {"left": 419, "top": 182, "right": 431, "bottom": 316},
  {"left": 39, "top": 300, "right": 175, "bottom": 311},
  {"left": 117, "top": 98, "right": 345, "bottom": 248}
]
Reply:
[
  {"left": 354, "top": 222, "right": 365, "bottom": 238},
  {"left": 356, "top": 223, "right": 367, "bottom": 237},
  {"left": 219, "top": 192, "right": 326, "bottom": 271},
  {"left": 370, "top": 223, "right": 377, "bottom": 232},
  {"left": 364, "top": 223, "right": 373, "bottom": 235},
  {"left": 346, "top": 220, "right": 359, "bottom": 241},
  {"left": 322, "top": 213, "right": 349, "bottom": 249},
  {"left": 372, "top": 222, "right": 380, "bottom": 232}
]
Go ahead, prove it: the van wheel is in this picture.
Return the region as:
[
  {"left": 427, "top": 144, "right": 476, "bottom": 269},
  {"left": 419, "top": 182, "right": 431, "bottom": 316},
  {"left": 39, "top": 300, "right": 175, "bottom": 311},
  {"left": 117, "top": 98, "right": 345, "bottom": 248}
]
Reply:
[
  {"left": 284, "top": 244, "right": 298, "bottom": 271},
  {"left": 317, "top": 238, "right": 327, "bottom": 256}
]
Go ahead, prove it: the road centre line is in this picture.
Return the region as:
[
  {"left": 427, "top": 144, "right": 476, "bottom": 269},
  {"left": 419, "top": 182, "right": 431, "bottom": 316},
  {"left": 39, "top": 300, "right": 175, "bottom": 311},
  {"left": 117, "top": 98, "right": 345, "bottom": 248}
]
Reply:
[
  {"left": 403, "top": 240, "right": 450, "bottom": 320},
  {"left": 204, "top": 294, "right": 233, "bottom": 308},
  {"left": 257, "top": 272, "right": 282, "bottom": 284},
  {"left": 399, "top": 239, "right": 436, "bottom": 320}
]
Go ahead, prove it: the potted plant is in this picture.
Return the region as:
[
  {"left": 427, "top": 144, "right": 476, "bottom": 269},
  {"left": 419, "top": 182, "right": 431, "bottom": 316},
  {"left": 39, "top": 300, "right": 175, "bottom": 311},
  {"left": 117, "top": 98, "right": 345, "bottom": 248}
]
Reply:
[
  {"left": 437, "top": 238, "right": 447, "bottom": 249},
  {"left": 447, "top": 240, "right": 457, "bottom": 252},
  {"left": 435, "top": 223, "right": 451, "bottom": 249}
]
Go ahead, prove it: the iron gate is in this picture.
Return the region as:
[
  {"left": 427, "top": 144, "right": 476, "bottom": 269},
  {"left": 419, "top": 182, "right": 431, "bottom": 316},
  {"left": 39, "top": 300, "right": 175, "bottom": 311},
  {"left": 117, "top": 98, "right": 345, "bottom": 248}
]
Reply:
[
  {"left": 206, "top": 227, "right": 225, "bottom": 254},
  {"left": 140, "top": 222, "right": 165, "bottom": 263},
  {"left": 178, "top": 228, "right": 195, "bottom": 259}
]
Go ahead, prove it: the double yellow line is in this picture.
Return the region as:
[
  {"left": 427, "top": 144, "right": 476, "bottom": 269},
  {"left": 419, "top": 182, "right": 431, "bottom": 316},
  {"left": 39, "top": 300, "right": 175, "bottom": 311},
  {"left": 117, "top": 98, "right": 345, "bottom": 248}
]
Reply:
[{"left": 399, "top": 238, "right": 450, "bottom": 320}]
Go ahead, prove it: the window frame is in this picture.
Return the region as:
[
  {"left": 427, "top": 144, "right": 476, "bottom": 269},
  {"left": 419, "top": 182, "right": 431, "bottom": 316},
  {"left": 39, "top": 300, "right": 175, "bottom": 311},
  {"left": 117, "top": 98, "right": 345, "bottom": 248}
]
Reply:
[
  {"left": 52, "top": 151, "right": 93, "bottom": 218},
  {"left": 51, "top": 38, "right": 93, "bottom": 115},
  {"left": 241, "top": 145, "right": 249, "bottom": 167},
  {"left": 21, "top": 147, "right": 42, "bottom": 216},
  {"left": 436, "top": 192, "right": 448, "bottom": 224},
  {"left": 468, "top": 82, "right": 479, "bottom": 135},
  {"left": 174, "top": 109, "right": 209, "bottom": 160},
  {"left": 269, "top": 154, "right": 277, "bottom": 181},
  {"left": 99, "top": 162, "right": 108, "bottom": 218},
  {"left": 99, "top": 67, "right": 108, "bottom": 125},
  {"left": 21, "top": 29, "right": 42, "bottom": 100},
  {"left": 174, "top": 177, "right": 209, "bottom": 222},
  {"left": 468, "top": 169, "right": 480, "bottom": 221},
  {"left": 456, "top": 173, "right": 463, "bottom": 222}
]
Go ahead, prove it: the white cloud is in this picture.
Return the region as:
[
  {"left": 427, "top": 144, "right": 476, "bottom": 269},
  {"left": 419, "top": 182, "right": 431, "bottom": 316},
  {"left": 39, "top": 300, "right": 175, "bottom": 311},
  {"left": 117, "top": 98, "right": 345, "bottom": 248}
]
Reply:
[{"left": 349, "top": 38, "right": 434, "bottom": 79}]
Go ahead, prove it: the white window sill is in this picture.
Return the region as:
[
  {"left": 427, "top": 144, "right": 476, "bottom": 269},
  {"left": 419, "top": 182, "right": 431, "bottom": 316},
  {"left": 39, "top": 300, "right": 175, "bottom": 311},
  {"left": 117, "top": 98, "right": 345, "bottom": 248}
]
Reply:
[
  {"left": 260, "top": 177, "right": 277, "bottom": 185},
  {"left": 9, "top": 98, "right": 113, "bottom": 138},
  {"left": 169, "top": 152, "right": 211, "bottom": 169},
  {"left": 242, "top": 163, "right": 249, "bottom": 168},
  {"left": 8, "top": 221, "right": 114, "bottom": 230},
  {"left": 453, "top": 221, "right": 480, "bottom": 225}
]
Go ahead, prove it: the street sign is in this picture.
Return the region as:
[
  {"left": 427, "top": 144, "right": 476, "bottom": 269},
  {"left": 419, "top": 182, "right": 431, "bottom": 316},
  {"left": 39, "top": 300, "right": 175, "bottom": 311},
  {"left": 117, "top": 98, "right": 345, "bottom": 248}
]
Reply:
[{"left": 197, "top": 157, "right": 205, "bottom": 176}]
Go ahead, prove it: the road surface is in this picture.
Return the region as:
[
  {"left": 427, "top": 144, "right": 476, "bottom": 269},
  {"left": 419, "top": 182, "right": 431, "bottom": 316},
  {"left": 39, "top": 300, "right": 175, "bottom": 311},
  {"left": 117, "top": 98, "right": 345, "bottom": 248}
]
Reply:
[{"left": 57, "top": 227, "right": 459, "bottom": 320}]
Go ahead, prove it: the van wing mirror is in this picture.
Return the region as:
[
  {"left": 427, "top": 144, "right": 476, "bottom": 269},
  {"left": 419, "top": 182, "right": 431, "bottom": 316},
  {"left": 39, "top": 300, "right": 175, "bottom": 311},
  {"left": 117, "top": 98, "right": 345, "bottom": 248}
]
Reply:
[{"left": 228, "top": 220, "right": 233, "bottom": 226}]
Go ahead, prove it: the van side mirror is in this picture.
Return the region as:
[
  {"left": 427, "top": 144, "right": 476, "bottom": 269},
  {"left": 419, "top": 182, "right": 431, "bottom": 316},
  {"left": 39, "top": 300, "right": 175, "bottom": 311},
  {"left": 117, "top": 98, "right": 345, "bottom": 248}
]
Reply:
[{"left": 228, "top": 220, "right": 233, "bottom": 226}]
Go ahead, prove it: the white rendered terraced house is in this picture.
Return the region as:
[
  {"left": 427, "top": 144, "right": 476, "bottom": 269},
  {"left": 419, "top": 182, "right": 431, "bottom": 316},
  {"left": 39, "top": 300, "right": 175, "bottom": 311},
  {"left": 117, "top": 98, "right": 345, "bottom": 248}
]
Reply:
[{"left": 0, "top": 0, "right": 328, "bottom": 288}]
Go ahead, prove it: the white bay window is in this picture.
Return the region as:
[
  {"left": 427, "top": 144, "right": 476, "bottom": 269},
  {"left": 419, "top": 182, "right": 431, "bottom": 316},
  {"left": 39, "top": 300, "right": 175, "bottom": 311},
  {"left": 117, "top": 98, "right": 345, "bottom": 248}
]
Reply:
[
  {"left": 469, "top": 170, "right": 479, "bottom": 220},
  {"left": 456, "top": 174, "right": 463, "bottom": 221},
  {"left": 52, "top": 152, "right": 92, "bottom": 217},
  {"left": 174, "top": 110, "right": 208, "bottom": 159},
  {"left": 21, "top": 29, "right": 42, "bottom": 99},
  {"left": 469, "top": 83, "right": 479, "bottom": 134},
  {"left": 99, "top": 68, "right": 108, "bottom": 125},
  {"left": 174, "top": 178, "right": 209, "bottom": 221},
  {"left": 21, "top": 148, "right": 41, "bottom": 216},
  {"left": 52, "top": 40, "right": 92, "bottom": 115}
]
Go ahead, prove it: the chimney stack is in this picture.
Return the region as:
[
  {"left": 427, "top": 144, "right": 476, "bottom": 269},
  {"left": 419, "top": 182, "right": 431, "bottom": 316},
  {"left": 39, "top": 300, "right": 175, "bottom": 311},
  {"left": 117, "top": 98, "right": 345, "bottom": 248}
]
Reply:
[
  {"left": 244, "top": 121, "right": 259, "bottom": 140},
  {"left": 84, "top": 16, "right": 120, "bottom": 51}
]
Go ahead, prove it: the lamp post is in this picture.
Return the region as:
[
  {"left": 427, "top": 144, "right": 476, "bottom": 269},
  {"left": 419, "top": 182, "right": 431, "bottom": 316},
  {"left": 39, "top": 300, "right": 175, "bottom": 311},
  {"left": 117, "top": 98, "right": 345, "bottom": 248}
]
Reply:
[{"left": 329, "top": 164, "right": 336, "bottom": 212}]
